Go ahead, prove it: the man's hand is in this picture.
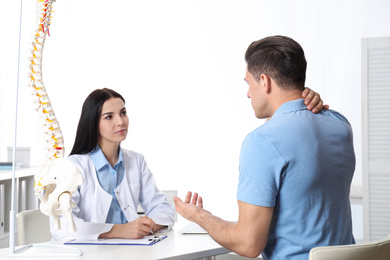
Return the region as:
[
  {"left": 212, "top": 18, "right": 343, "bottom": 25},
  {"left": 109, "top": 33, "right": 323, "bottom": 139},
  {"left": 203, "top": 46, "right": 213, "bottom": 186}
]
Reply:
[
  {"left": 302, "top": 87, "right": 329, "bottom": 113},
  {"left": 174, "top": 192, "right": 272, "bottom": 258},
  {"left": 173, "top": 191, "right": 208, "bottom": 223}
]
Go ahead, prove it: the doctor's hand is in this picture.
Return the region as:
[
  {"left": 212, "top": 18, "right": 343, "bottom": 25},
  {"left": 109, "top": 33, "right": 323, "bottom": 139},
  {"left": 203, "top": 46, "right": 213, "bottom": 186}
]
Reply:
[
  {"left": 302, "top": 87, "right": 329, "bottom": 113},
  {"left": 99, "top": 216, "right": 156, "bottom": 239},
  {"left": 124, "top": 216, "right": 156, "bottom": 239},
  {"left": 173, "top": 191, "right": 210, "bottom": 223}
]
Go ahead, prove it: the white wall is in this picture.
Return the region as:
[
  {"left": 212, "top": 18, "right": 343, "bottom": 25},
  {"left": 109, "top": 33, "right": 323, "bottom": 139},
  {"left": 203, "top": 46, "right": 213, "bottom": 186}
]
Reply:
[{"left": 1, "top": 0, "right": 390, "bottom": 222}]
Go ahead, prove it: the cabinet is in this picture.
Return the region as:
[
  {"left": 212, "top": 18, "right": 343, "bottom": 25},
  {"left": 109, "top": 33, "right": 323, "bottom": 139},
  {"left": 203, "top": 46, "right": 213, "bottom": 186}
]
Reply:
[
  {"left": 0, "top": 168, "right": 38, "bottom": 248},
  {"left": 362, "top": 36, "right": 390, "bottom": 242}
]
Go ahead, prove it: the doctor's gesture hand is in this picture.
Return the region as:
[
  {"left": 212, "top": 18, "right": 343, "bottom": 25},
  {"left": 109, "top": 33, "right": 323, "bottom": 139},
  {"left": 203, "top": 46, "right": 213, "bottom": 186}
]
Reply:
[
  {"left": 100, "top": 216, "right": 157, "bottom": 239},
  {"left": 173, "top": 191, "right": 210, "bottom": 223}
]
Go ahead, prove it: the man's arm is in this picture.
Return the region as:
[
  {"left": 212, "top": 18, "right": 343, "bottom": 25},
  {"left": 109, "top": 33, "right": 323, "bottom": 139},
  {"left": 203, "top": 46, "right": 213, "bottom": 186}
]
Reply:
[{"left": 173, "top": 192, "right": 273, "bottom": 258}]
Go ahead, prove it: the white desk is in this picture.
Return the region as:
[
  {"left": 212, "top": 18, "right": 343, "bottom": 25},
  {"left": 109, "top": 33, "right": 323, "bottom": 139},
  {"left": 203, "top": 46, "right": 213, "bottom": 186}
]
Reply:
[{"left": 0, "top": 228, "right": 231, "bottom": 260}]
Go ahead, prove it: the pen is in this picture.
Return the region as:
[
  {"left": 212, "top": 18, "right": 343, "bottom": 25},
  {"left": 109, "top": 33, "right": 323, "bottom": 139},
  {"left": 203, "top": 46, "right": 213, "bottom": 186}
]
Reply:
[{"left": 127, "top": 205, "right": 154, "bottom": 234}]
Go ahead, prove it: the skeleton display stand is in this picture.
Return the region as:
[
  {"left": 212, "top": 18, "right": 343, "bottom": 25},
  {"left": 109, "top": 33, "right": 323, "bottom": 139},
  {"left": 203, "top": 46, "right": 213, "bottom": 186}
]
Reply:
[{"left": 9, "top": 0, "right": 83, "bottom": 257}]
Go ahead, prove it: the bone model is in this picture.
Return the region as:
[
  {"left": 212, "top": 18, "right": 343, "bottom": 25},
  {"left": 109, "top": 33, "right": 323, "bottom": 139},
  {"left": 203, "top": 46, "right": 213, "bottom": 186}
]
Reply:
[
  {"left": 28, "top": 0, "right": 64, "bottom": 160},
  {"left": 31, "top": 0, "right": 83, "bottom": 233},
  {"left": 35, "top": 158, "right": 83, "bottom": 232}
]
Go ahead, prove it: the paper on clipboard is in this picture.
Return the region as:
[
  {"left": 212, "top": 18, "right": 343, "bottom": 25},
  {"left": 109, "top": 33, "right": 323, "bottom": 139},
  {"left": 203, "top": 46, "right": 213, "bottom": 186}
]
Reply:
[{"left": 65, "top": 235, "right": 167, "bottom": 246}]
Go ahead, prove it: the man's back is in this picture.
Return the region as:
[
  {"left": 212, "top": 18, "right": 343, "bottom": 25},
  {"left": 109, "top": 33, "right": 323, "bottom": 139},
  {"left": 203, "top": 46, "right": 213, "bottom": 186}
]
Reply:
[{"left": 237, "top": 99, "right": 355, "bottom": 260}]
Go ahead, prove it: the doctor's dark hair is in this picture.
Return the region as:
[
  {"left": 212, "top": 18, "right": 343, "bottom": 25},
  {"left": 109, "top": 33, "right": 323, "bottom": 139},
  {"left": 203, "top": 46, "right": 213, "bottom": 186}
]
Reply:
[
  {"left": 245, "top": 35, "right": 306, "bottom": 91},
  {"left": 69, "top": 88, "right": 125, "bottom": 155}
]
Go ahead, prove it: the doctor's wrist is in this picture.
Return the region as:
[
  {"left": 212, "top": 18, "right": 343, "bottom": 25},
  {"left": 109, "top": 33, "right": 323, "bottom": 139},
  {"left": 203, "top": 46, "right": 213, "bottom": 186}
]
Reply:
[{"left": 99, "top": 224, "right": 120, "bottom": 239}]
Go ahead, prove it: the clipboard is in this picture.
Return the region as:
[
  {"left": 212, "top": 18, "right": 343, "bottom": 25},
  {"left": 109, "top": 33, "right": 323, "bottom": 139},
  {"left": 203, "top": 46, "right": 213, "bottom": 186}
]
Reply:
[{"left": 65, "top": 235, "right": 167, "bottom": 246}]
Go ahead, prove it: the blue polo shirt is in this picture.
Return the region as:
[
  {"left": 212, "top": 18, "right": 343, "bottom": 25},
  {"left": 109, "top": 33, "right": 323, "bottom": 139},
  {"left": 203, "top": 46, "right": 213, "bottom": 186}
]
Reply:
[
  {"left": 90, "top": 146, "right": 127, "bottom": 224},
  {"left": 237, "top": 99, "right": 355, "bottom": 260}
]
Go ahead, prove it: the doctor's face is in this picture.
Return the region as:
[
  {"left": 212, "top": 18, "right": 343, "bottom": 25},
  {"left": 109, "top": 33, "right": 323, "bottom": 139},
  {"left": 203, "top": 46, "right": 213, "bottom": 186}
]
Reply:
[{"left": 98, "top": 97, "right": 129, "bottom": 147}]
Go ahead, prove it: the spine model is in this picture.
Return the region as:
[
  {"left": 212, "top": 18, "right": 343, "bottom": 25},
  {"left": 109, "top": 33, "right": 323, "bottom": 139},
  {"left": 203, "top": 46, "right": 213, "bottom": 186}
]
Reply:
[
  {"left": 30, "top": 1, "right": 84, "bottom": 233},
  {"left": 28, "top": 0, "right": 64, "bottom": 160}
]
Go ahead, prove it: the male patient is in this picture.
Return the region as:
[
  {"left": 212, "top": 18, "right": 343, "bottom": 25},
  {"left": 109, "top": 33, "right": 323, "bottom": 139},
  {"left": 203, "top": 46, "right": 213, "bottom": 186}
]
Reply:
[{"left": 174, "top": 35, "right": 355, "bottom": 259}]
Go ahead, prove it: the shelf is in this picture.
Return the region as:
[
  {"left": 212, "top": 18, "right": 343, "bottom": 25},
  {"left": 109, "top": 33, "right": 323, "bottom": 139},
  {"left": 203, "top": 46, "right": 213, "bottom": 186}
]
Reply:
[
  {"left": 0, "top": 167, "right": 37, "bottom": 182},
  {"left": 0, "top": 168, "right": 38, "bottom": 248}
]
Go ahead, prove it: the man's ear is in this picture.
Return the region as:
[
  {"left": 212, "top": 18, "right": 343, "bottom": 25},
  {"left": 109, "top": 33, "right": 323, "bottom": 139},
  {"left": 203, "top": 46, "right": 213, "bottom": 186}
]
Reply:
[{"left": 260, "top": 74, "right": 272, "bottom": 94}]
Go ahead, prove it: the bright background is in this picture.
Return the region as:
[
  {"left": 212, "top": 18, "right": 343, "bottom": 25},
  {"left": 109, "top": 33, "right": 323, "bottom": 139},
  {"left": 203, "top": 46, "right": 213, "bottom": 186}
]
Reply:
[{"left": 1, "top": 0, "right": 390, "bottom": 232}]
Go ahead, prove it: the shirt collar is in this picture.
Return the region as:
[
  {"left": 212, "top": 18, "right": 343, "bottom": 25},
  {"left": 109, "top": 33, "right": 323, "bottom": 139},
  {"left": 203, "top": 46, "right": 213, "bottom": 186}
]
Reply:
[
  {"left": 272, "top": 98, "right": 307, "bottom": 118},
  {"left": 90, "top": 145, "right": 124, "bottom": 171}
]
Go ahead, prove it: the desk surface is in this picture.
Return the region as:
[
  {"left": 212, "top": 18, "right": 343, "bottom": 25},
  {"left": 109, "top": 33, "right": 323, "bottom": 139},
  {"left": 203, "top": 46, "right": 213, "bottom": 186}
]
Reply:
[{"left": 0, "top": 228, "right": 230, "bottom": 260}]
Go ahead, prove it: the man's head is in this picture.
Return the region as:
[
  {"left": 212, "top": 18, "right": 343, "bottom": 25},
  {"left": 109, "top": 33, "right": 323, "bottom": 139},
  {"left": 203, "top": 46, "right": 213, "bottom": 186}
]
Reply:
[
  {"left": 244, "top": 36, "right": 307, "bottom": 119},
  {"left": 245, "top": 35, "right": 306, "bottom": 91}
]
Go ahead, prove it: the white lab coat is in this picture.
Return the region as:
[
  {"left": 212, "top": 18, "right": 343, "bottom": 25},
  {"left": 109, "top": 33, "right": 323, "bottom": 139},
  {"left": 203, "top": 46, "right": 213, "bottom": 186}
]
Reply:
[{"left": 50, "top": 149, "right": 175, "bottom": 241}]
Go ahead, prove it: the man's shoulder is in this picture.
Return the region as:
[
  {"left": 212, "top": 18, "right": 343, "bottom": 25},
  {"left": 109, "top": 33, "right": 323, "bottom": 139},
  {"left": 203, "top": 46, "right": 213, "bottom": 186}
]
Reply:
[
  {"left": 248, "top": 117, "right": 287, "bottom": 137},
  {"left": 325, "top": 109, "right": 351, "bottom": 126},
  {"left": 242, "top": 125, "right": 283, "bottom": 156}
]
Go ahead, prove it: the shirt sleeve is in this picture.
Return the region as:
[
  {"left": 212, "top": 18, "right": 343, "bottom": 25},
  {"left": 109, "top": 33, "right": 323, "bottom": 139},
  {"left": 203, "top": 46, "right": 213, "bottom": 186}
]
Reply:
[{"left": 236, "top": 131, "right": 287, "bottom": 207}]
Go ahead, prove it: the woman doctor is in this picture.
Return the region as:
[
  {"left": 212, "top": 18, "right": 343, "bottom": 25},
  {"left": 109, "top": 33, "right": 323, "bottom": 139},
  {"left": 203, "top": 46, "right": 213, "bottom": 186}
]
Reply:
[{"left": 50, "top": 88, "right": 175, "bottom": 240}]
